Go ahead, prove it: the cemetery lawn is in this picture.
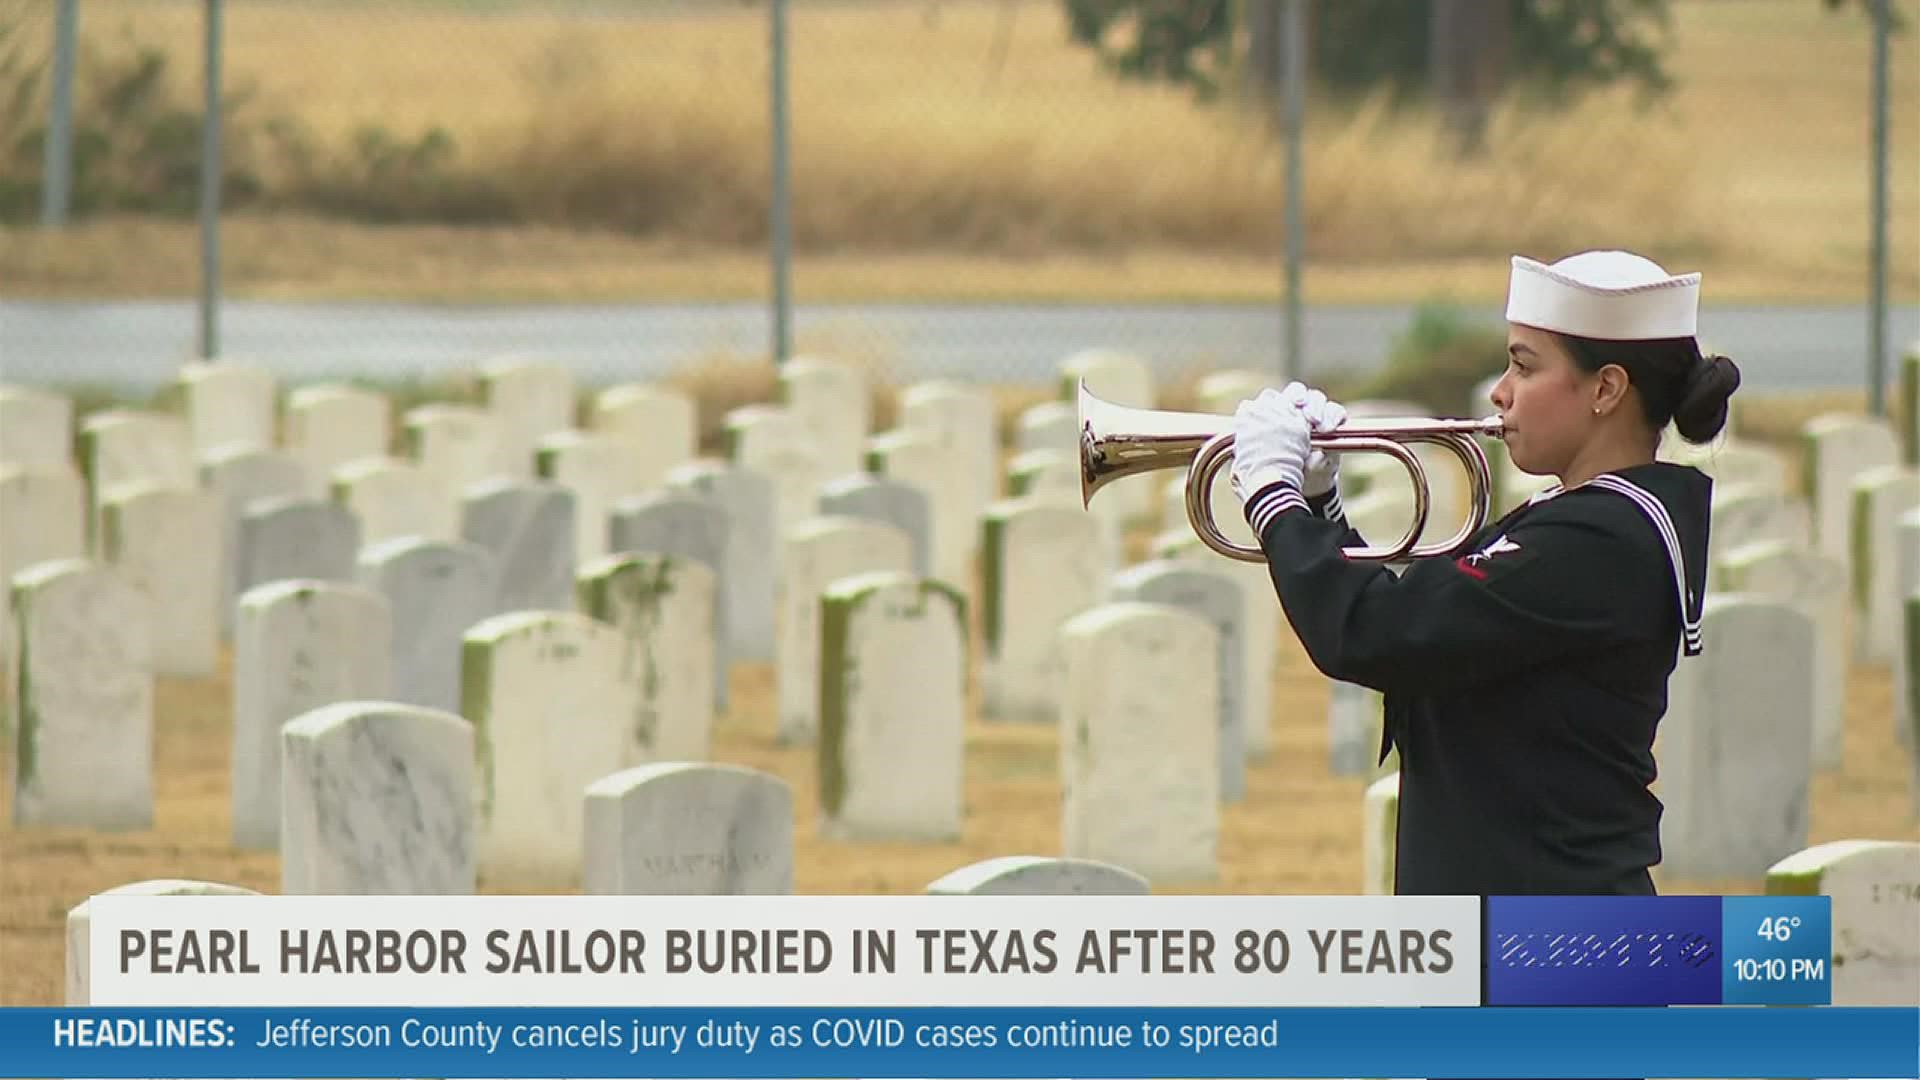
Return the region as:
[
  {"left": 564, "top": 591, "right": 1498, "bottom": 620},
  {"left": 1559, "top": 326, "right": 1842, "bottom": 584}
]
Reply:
[{"left": 3, "top": 621, "right": 1915, "bottom": 1006}]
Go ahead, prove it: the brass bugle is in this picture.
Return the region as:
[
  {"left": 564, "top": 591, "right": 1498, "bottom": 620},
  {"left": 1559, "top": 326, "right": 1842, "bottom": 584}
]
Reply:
[{"left": 1076, "top": 380, "right": 1507, "bottom": 563}]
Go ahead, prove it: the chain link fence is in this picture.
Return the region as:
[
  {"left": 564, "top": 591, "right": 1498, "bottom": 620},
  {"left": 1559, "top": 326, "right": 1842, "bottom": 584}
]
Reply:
[{"left": 2, "top": 0, "right": 1913, "bottom": 400}]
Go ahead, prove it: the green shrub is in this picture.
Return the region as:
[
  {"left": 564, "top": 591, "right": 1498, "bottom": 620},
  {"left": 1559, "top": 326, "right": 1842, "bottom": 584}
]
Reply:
[
  {"left": 0, "top": 22, "right": 268, "bottom": 220},
  {"left": 0, "top": 23, "right": 495, "bottom": 227},
  {"left": 1354, "top": 301, "right": 1508, "bottom": 417}
]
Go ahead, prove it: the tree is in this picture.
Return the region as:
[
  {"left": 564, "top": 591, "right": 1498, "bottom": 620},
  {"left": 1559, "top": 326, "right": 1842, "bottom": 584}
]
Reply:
[
  {"left": 1067, "top": 0, "right": 1906, "bottom": 121},
  {"left": 1064, "top": 0, "right": 1678, "bottom": 140},
  {"left": 1064, "top": 0, "right": 1237, "bottom": 99}
]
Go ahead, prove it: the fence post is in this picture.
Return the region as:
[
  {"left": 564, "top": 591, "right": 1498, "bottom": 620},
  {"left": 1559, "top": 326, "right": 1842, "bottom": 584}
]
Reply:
[
  {"left": 40, "top": 0, "right": 78, "bottom": 228},
  {"left": 197, "top": 0, "right": 224, "bottom": 362},
  {"left": 1280, "top": 0, "right": 1306, "bottom": 384},
  {"left": 769, "top": 0, "right": 793, "bottom": 368},
  {"left": 1866, "top": 0, "right": 1890, "bottom": 416}
]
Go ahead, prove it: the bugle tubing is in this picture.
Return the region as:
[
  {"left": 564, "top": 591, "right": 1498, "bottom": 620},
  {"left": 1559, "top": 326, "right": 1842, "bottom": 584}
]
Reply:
[{"left": 1076, "top": 380, "right": 1506, "bottom": 563}]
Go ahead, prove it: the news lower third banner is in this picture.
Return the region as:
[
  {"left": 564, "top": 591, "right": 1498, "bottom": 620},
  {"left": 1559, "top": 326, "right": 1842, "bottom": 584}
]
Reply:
[
  {"left": 84, "top": 894, "right": 1481, "bottom": 1007},
  {"left": 7, "top": 893, "right": 1906, "bottom": 1078}
]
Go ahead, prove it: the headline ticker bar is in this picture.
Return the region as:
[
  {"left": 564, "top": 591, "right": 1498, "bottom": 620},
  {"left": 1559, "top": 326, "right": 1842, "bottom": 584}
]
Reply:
[{"left": 4, "top": 1006, "right": 1914, "bottom": 1078}]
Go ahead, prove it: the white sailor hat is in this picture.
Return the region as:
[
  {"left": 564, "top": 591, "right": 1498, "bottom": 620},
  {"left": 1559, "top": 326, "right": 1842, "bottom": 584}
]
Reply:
[{"left": 1505, "top": 250, "right": 1700, "bottom": 340}]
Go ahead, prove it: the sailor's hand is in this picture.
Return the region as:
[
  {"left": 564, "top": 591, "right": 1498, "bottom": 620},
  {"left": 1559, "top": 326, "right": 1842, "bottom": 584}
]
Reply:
[
  {"left": 1230, "top": 388, "right": 1310, "bottom": 501},
  {"left": 1292, "top": 386, "right": 1349, "bottom": 498}
]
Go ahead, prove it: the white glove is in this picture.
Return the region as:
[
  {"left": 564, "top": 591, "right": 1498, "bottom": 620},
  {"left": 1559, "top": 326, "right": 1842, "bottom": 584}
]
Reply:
[
  {"left": 1293, "top": 387, "right": 1349, "bottom": 498},
  {"left": 1230, "top": 388, "right": 1311, "bottom": 502}
]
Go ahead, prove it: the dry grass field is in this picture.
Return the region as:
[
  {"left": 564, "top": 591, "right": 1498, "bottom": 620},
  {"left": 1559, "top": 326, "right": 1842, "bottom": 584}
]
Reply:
[{"left": 1, "top": 0, "right": 1914, "bottom": 302}]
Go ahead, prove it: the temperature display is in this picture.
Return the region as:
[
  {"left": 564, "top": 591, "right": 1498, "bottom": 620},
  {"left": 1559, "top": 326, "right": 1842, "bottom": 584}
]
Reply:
[{"left": 1722, "top": 897, "right": 1832, "bottom": 1006}]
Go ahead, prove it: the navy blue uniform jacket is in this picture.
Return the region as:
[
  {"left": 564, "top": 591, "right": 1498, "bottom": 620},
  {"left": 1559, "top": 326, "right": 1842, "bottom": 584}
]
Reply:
[{"left": 1244, "top": 462, "right": 1714, "bottom": 897}]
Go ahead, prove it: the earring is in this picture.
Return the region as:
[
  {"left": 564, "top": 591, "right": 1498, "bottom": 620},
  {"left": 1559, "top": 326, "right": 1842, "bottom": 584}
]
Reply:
[{"left": 1593, "top": 407, "right": 1602, "bottom": 415}]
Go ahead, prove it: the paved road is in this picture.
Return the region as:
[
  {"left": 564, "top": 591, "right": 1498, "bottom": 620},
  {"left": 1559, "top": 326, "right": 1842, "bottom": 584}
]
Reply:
[{"left": 2, "top": 299, "right": 1913, "bottom": 393}]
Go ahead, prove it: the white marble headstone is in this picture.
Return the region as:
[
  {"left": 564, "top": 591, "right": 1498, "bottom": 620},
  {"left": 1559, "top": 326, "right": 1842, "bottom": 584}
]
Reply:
[
  {"left": 1900, "top": 509, "right": 1920, "bottom": 622},
  {"left": 1059, "top": 347, "right": 1153, "bottom": 408},
  {"left": 0, "top": 464, "right": 86, "bottom": 708},
  {"left": 177, "top": 361, "right": 276, "bottom": 455},
  {"left": 1718, "top": 540, "right": 1849, "bottom": 770},
  {"left": 458, "top": 479, "right": 576, "bottom": 613},
  {"left": 1848, "top": 464, "right": 1920, "bottom": 665},
  {"left": 730, "top": 412, "right": 828, "bottom": 558},
  {"left": 780, "top": 357, "right": 871, "bottom": 478},
  {"left": 461, "top": 610, "right": 638, "bottom": 885},
  {"left": 926, "top": 855, "right": 1150, "bottom": 896},
  {"left": 1060, "top": 601, "right": 1219, "bottom": 884},
  {"left": 1904, "top": 345, "right": 1920, "bottom": 466},
  {"left": 776, "top": 516, "right": 913, "bottom": 745},
  {"left": 356, "top": 538, "right": 498, "bottom": 716},
  {"left": 1328, "top": 679, "right": 1385, "bottom": 778},
  {"left": 898, "top": 379, "right": 997, "bottom": 540},
  {"left": 1905, "top": 594, "right": 1920, "bottom": 783},
  {"left": 1109, "top": 560, "right": 1246, "bottom": 802},
  {"left": 1708, "top": 483, "right": 1812, "bottom": 568},
  {"left": 1766, "top": 839, "right": 1920, "bottom": 1006},
  {"left": 819, "top": 474, "right": 934, "bottom": 579},
  {"left": 283, "top": 383, "right": 391, "bottom": 489},
  {"left": 536, "top": 429, "right": 648, "bottom": 565},
  {"left": 1347, "top": 442, "right": 1468, "bottom": 548},
  {"left": 1342, "top": 482, "right": 1422, "bottom": 563},
  {"left": 725, "top": 404, "right": 804, "bottom": 454},
  {"left": 608, "top": 490, "right": 731, "bottom": 709},
  {"left": 10, "top": 559, "right": 152, "bottom": 830},
  {"left": 281, "top": 700, "right": 476, "bottom": 895},
  {"left": 980, "top": 500, "right": 1102, "bottom": 723},
  {"left": 1016, "top": 401, "right": 1078, "bottom": 455},
  {"left": 331, "top": 456, "right": 456, "bottom": 546},
  {"left": 78, "top": 410, "right": 194, "bottom": 544},
  {"left": 1802, "top": 413, "right": 1898, "bottom": 564},
  {"left": 818, "top": 571, "right": 968, "bottom": 841},
  {"left": 201, "top": 446, "right": 312, "bottom": 634},
  {"left": 65, "top": 879, "right": 259, "bottom": 1004},
  {"left": 1897, "top": 509, "right": 1920, "bottom": 754},
  {"left": 0, "top": 384, "right": 72, "bottom": 469},
  {"left": 1690, "top": 440, "right": 1789, "bottom": 495},
  {"left": 867, "top": 428, "right": 977, "bottom": 600},
  {"left": 577, "top": 553, "right": 718, "bottom": 763},
  {"left": 1009, "top": 449, "right": 1080, "bottom": 505},
  {"left": 583, "top": 763, "right": 794, "bottom": 895},
  {"left": 101, "top": 484, "right": 221, "bottom": 676},
  {"left": 1158, "top": 536, "right": 1278, "bottom": 758},
  {"left": 1363, "top": 772, "right": 1400, "bottom": 895},
  {"left": 610, "top": 491, "right": 730, "bottom": 574},
  {"left": 1195, "top": 369, "right": 1270, "bottom": 415},
  {"left": 404, "top": 403, "right": 511, "bottom": 494},
  {"left": 1158, "top": 465, "right": 1253, "bottom": 552},
  {"left": 1031, "top": 449, "right": 1121, "bottom": 576},
  {"left": 236, "top": 496, "right": 362, "bottom": 606},
  {"left": 231, "top": 579, "right": 392, "bottom": 849},
  {"left": 589, "top": 383, "right": 697, "bottom": 490},
  {"left": 479, "top": 356, "right": 576, "bottom": 475},
  {"left": 668, "top": 461, "right": 777, "bottom": 663},
  {"left": 1655, "top": 595, "right": 1815, "bottom": 880}
]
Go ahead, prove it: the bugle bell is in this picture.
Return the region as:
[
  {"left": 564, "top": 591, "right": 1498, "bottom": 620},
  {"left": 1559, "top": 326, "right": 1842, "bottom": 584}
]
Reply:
[{"left": 1076, "top": 380, "right": 1507, "bottom": 563}]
